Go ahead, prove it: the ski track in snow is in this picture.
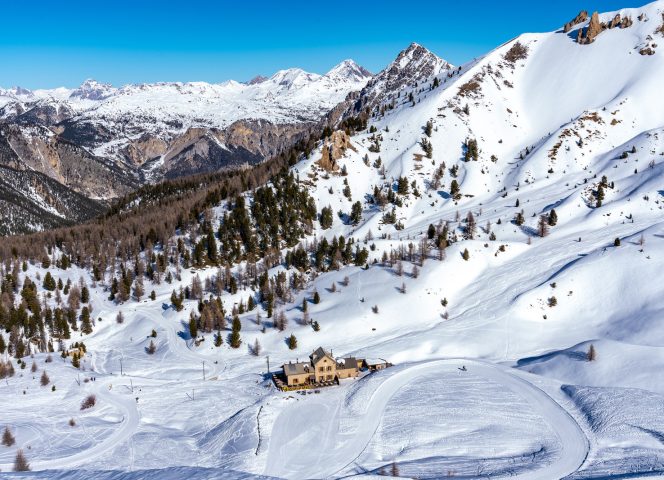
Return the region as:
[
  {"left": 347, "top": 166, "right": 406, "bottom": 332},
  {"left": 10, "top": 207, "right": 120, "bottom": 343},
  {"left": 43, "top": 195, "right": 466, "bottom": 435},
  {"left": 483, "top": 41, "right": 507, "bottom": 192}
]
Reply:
[
  {"left": 0, "top": 378, "right": 139, "bottom": 471},
  {"left": 264, "top": 359, "right": 588, "bottom": 480}
]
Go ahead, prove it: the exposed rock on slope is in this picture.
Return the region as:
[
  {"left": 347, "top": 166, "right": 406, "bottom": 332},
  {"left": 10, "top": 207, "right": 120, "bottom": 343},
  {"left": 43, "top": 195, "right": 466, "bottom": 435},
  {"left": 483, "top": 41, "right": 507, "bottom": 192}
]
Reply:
[
  {"left": 563, "top": 10, "right": 589, "bottom": 32},
  {"left": 318, "top": 130, "right": 356, "bottom": 171}
]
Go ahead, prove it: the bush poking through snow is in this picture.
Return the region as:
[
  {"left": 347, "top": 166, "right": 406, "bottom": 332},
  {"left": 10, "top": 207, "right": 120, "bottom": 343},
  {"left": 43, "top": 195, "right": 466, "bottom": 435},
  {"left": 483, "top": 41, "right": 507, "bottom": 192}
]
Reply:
[
  {"left": 146, "top": 340, "right": 157, "bottom": 355},
  {"left": 69, "top": 418, "right": 76, "bottom": 427},
  {"left": 2, "top": 426, "right": 16, "bottom": 446},
  {"left": 504, "top": 41, "right": 529, "bottom": 63},
  {"left": 13, "top": 449, "right": 30, "bottom": 472},
  {"left": 81, "top": 394, "right": 97, "bottom": 410},
  {"left": 40, "top": 370, "right": 50, "bottom": 386}
]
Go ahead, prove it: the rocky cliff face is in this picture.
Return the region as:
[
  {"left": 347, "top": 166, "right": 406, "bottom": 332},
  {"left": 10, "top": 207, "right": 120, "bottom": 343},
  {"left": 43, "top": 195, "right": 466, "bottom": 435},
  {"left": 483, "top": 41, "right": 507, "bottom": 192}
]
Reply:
[{"left": 575, "top": 10, "right": 635, "bottom": 44}]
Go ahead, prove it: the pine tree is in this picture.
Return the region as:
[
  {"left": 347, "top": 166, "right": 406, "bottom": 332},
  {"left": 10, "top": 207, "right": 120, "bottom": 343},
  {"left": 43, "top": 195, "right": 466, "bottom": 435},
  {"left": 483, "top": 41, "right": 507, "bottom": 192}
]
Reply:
[
  {"left": 232, "top": 315, "right": 242, "bottom": 332},
  {"left": 189, "top": 314, "right": 198, "bottom": 339},
  {"left": 465, "top": 211, "right": 476, "bottom": 239},
  {"left": 230, "top": 330, "right": 241, "bottom": 348},
  {"left": 424, "top": 120, "right": 433, "bottom": 137},
  {"left": 40, "top": 370, "right": 50, "bottom": 386},
  {"left": 538, "top": 215, "right": 549, "bottom": 237},
  {"left": 462, "top": 248, "right": 470, "bottom": 261},
  {"left": 2, "top": 426, "right": 15, "bottom": 446},
  {"left": 146, "top": 340, "right": 156, "bottom": 355},
  {"left": 312, "top": 321, "right": 320, "bottom": 332},
  {"left": 71, "top": 352, "right": 80, "bottom": 369},
  {"left": 253, "top": 338, "right": 261, "bottom": 356},
  {"left": 80, "top": 307, "right": 93, "bottom": 335},
  {"left": 133, "top": 277, "right": 145, "bottom": 301},
  {"left": 587, "top": 344, "right": 596, "bottom": 362},
  {"left": 81, "top": 286, "right": 90, "bottom": 304},
  {"left": 514, "top": 212, "right": 525, "bottom": 226},
  {"left": 450, "top": 180, "right": 461, "bottom": 200},
  {"left": 13, "top": 449, "right": 30, "bottom": 472},
  {"left": 350, "top": 201, "right": 363, "bottom": 225},
  {"left": 43, "top": 272, "right": 56, "bottom": 291},
  {"left": 116, "top": 311, "right": 124, "bottom": 324},
  {"left": 288, "top": 334, "right": 298, "bottom": 350},
  {"left": 548, "top": 209, "right": 558, "bottom": 226},
  {"left": 313, "top": 291, "right": 320, "bottom": 304},
  {"left": 614, "top": 237, "right": 621, "bottom": 247}
]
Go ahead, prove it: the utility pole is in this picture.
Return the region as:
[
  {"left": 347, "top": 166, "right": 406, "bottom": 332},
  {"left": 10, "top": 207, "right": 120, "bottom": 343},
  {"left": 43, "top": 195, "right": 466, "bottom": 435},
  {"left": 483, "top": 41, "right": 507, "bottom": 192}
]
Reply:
[{"left": 266, "top": 355, "right": 270, "bottom": 374}]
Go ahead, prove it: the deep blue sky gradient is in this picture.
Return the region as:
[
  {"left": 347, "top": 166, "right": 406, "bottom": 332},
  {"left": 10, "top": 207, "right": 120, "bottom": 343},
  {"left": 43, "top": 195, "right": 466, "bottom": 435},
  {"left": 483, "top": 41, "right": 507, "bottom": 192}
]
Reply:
[{"left": 0, "top": 0, "right": 643, "bottom": 88}]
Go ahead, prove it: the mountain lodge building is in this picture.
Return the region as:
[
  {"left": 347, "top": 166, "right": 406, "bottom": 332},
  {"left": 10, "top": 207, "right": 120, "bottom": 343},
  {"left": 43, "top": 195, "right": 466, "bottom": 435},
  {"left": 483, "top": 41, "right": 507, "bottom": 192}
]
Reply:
[{"left": 281, "top": 347, "right": 364, "bottom": 387}]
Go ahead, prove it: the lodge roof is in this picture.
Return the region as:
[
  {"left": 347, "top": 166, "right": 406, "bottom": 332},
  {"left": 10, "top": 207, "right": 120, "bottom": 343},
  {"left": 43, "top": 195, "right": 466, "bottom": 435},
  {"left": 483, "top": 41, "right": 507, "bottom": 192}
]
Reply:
[
  {"left": 310, "top": 346, "right": 333, "bottom": 364},
  {"left": 283, "top": 362, "right": 311, "bottom": 376}
]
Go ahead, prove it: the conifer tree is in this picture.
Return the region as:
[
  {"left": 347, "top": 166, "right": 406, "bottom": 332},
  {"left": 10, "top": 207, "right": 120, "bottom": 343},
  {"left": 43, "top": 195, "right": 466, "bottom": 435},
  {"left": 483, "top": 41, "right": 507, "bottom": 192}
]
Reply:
[
  {"left": 71, "top": 352, "right": 80, "bottom": 369},
  {"left": 13, "top": 449, "right": 30, "bottom": 472},
  {"left": 288, "top": 334, "right": 298, "bottom": 350},
  {"left": 313, "top": 291, "right": 320, "bottom": 304},
  {"left": 80, "top": 307, "right": 93, "bottom": 334},
  {"left": 189, "top": 314, "right": 198, "bottom": 339},
  {"left": 462, "top": 248, "right": 470, "bottom": 261},
  {"left": 40, "top": 370, "right": 50, "bottom": 386},
  {"left": 230, "top": 330, "right": 241, "bottom": 349},
  {"left": 548, "top": 209, "right": 558, "bottom": 226},
  {"left": 2, "top": 426, "right": 15, "bottom": 446},
  {"left": 538, "top": 215, "right": 549, "bottom": 237},
  {"left": 81, "top": 286, "right": 90, "bottom": 304},
  {"left": 43, "top": 272, "right": 56, "bottom": 291},
  {"left": 450, "top": 180, "right": 461, "bottom": 200}
]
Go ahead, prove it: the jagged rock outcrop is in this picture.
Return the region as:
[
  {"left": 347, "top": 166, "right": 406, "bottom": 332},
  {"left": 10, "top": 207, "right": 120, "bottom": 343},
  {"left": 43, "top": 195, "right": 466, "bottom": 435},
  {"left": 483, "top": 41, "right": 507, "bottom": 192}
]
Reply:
[
  {"left": 564, "top": 10, "right": 589, "bottom": 32},
  {"left": 577, "top": 11, "right": 603, "bottom": 44},
  {"left": 576, "top": 11, "right": 634, "bottom": 44},
  {"left": 317, "top": 130, "right": 356, "bottom": 171}
]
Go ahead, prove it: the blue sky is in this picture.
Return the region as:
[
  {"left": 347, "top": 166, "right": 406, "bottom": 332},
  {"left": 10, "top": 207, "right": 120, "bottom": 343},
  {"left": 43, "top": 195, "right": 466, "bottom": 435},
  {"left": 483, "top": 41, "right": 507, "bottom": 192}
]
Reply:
[{"left": 0, "top": 0, "right": 641, "bottom": 88}]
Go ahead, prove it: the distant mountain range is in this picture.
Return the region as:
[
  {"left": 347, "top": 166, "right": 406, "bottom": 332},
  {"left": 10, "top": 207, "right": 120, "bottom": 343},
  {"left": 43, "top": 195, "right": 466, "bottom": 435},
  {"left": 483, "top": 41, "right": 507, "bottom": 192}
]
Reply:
[{"left": 0, "top": 44, "right": 456, "bottom": 234}]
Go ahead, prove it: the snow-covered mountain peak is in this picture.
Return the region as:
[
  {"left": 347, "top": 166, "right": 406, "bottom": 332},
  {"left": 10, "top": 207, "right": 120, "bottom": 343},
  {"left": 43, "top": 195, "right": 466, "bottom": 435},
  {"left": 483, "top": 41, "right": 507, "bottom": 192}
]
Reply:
[
  {"left": 324, "top": 59, "right": 372, "bottom": 83},
  {"left": 390, "top": 41, "right": 452, "bottom": 75},
  {"left": 70, "top": 78, "right": 117, "bottom": 100},
  {"left": 268, "top": 68, "right": 321, "bottom": 89}
]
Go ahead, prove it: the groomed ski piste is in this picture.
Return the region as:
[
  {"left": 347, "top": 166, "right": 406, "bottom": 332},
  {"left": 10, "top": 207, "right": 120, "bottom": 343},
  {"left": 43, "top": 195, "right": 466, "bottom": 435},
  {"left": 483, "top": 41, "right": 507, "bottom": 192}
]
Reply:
[{"left": 3, "top": 1, "right": 664, "bottom": 478}]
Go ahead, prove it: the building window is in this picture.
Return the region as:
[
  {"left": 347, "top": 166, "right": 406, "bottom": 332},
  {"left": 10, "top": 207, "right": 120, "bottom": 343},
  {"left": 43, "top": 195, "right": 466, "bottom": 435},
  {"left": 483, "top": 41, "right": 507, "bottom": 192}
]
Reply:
[
  {"left": 327, "top": 366, "right": 332, "bottom": 371},
  {"left": 293, "top": 378, "right": 298, "bottom": 384},
  {"left": 318, "top": 367, "right": 323, "bottom": 372}
]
